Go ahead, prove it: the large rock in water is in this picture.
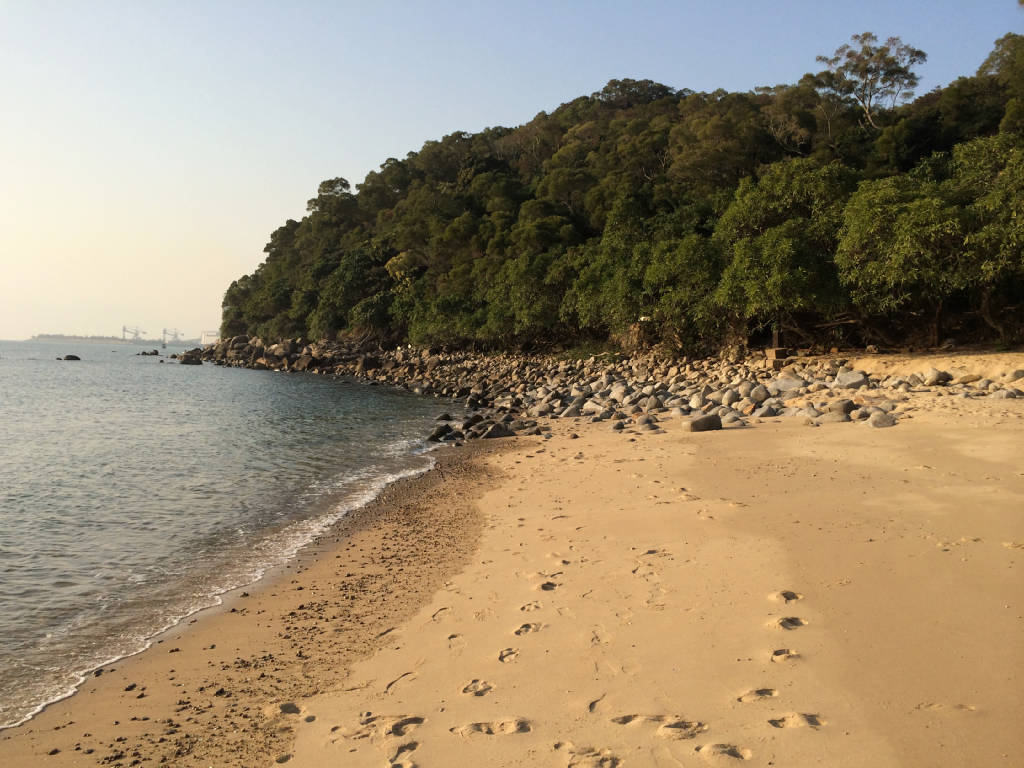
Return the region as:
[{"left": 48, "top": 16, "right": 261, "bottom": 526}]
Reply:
[
  {"left": 178, "top": 350, "right": 202, "bottom": 365},
  {"left": 427, "top": 423, "right": 453, "bottom": 442},
  {"left": 62, "top": 354, "right": 81, "bottom": 361}
]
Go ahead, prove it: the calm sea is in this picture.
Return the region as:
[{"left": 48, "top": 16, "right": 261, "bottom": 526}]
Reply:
[{"left": 0, "top": 339, "right": 449, "bottom": 728}]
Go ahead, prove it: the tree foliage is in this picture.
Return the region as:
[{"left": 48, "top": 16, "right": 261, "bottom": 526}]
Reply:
[{"left": 222, "top": 30, "right": 1023, "bottom": 350}]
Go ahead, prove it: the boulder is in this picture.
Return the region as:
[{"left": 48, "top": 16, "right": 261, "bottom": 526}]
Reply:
[
  {"left": 355, "top": 355, "right": 380, "bottom": 373},
  {"left": 834, "top": 370, "right": 868, "bottom": 389},
  {"left": 923, "top": 368, "right": 952, "bottom": 386},
  {"left": 427, "top": 424, "right": 453, "bottom": 442},
  {"left": 825, "top": 399, "right": 856, "bottom": 415},
  {"left": 292, "top": 354, "right": 315, "bottom": 372},
  {"left": 868, "top": 412, "right": 898, "bottom": 428},
  {"left": 817, "top": 411, "right": 851, "bottom": 423},
  {"left": 482, "top": 422, "right": 516, "bottom": 439},
  {"left": 689, "top": 413, "right": 722, "bottom": 432},
  {"left": 772, "top": 375, "right": 805, "bottom": 395},
  {"left": 62, "top": 354, "right": 81, "bottom": 361}
]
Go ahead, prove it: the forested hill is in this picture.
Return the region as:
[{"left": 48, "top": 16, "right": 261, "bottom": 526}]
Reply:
[{"left": 221, "top": 32, "right": 1024, "bottom": 352}]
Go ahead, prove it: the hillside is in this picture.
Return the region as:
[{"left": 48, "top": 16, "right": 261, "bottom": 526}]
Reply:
[{"left": 220, "top": 32, "right": 1024, "bottom": 353}]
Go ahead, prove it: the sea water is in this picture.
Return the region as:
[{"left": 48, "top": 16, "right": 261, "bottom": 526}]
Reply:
[{"left": 0, "top": 340, "right": 448, "bottom": 728}]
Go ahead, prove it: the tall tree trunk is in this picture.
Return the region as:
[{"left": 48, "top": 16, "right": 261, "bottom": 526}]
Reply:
[
  {"left": 929, "top": 300, "right": 943, "bottom": 348},
  {"left": 979, "top": 289, "right": 1008, "bottom": 342}
]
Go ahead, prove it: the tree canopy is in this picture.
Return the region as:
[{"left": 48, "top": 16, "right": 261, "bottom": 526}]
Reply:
[{"left": 222, "top": 29, "right": 1024, "bottom": 351}]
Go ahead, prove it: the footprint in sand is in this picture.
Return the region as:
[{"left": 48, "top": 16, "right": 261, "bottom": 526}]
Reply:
[
  {"left": 539, "top": 581, "right": 560, "bottom": 591},
  {"left": 389, "top": 740, "right": 419, "bottom": 768},
  {"left": 737, "top": 688, "right": 778, "bottom": 703},
  {"left": 448, "top": 633, "right": 467, "bottom": 651},
  {"left": 520, "top": 601, "right": 542, "bottom": 612},
  {"left": 450, "top": 719, "right": 531, "bottom": 737},
  {"left": 514, "top": 622, "right": 543, "bottom": 635},
  {"left": 914, "top": 702, "right": 977, "bottom": 713},
  {"left": 770, "top": 648, "right": 800, "bottom": 663},
  {"left": 695, "top": 743, "right": 753, "bottom": 761},
  {"left": 768, "top": 712, "right": 825, "bottom": 729},
  {"left": 771, "top": 590, "right": 803, "bottom": 603},
  {"left": 555, "top": 741, "right": 621, "bottom": 768},
  {"left": 461, "top": 679, "right": 494, "bottom": 697},
  {"left": 498, "top": 648, "right": 520, "bottom": 663},
  {"left": 774, "top": 617, "right": 807, "bottom": 630},
  {"left": 335, "top": 714, "right": 425, "bottom": 741},
  {"left": 610, "top": 714, "right": 708, "bottom": 740}
]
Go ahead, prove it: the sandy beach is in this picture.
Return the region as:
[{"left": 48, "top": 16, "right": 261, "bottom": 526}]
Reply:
[{"left": 3, "top": 352, "right": 1023, "bottom": 767}]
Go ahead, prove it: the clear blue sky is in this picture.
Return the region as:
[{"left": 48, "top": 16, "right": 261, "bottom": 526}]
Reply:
[{"left": 1, "top": 0, "right": 1019, "bottom": 340}]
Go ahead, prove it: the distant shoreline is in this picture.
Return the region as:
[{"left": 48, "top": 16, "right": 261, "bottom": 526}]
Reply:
[{"left": 26, "top": 335, "right": 200, "bottom": 346}]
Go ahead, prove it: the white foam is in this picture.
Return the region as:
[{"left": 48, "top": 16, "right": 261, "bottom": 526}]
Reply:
[{"left": 0, "top": 451, "right": 437, "bottom": 731}]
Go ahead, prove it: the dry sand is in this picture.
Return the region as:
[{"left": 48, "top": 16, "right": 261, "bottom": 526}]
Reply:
[{"left": 3, "top": 354, "right": 1023, "bottom": 767}]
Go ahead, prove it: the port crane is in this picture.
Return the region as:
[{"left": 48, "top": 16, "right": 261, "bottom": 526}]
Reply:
[
  {"left": 122, "top": 325, "right": 145, "bottom": 341},
  {"left": 162, "top": 328, "right": 182, "bottom": 345}
]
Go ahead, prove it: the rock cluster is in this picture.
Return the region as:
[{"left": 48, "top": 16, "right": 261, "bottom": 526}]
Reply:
[
  {"left": 199, "top": 337, "right": 1023, "bottom": 442},
  {"left": 175, "top": 349, "right": 203, "bottom": 365}
]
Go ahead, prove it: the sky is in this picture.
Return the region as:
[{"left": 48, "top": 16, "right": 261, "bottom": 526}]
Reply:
[{"left": 0, "top": 0, "right": 1020, "bottom": 341}]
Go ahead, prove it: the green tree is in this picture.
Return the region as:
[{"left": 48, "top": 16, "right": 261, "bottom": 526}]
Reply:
[
  {"left": 713, "top": 159, "right": 857, "bottom": 342},
  {"left": 837, "top": 170, "right": 968, "bottom": 345},
  {"left": 816, "top": 32, "right": 927, "bottom": 129}
]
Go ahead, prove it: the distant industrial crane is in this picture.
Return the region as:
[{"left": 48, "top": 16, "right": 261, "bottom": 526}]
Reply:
[
  {"left": 162, "top": 328, "right": 182, "bottom": 344},
  {"left": 122, "top": 325, "right": 144, "bottom": 341}
]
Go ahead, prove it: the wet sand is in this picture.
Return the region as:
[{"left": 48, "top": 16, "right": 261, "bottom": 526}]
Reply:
[{"left": 0, "top": 445, "right": 505, "bottom": 766}]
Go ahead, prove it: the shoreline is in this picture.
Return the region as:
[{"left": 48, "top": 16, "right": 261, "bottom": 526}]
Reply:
[
  {"left": 3, "top": 349, "right": 1023, "bottom": 767},
  {"left": 0, "top": 440, "right": 511, "bottom": 766},
  {"left": 0, "top": 449, "right": 441, "bottom": 735}
]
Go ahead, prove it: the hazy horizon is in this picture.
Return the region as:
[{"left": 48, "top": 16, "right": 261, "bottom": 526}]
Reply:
[{"left": 2, "top": 0, "right": 1019, "bottom": 341}]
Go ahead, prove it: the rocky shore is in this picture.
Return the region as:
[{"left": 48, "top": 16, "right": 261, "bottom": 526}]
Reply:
[
  {"left": 7, "top": 341, "right": 1022, "bottom": 768},
  {"left": 198, "top": 336, "right": 1024, "bottom": 441}
]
